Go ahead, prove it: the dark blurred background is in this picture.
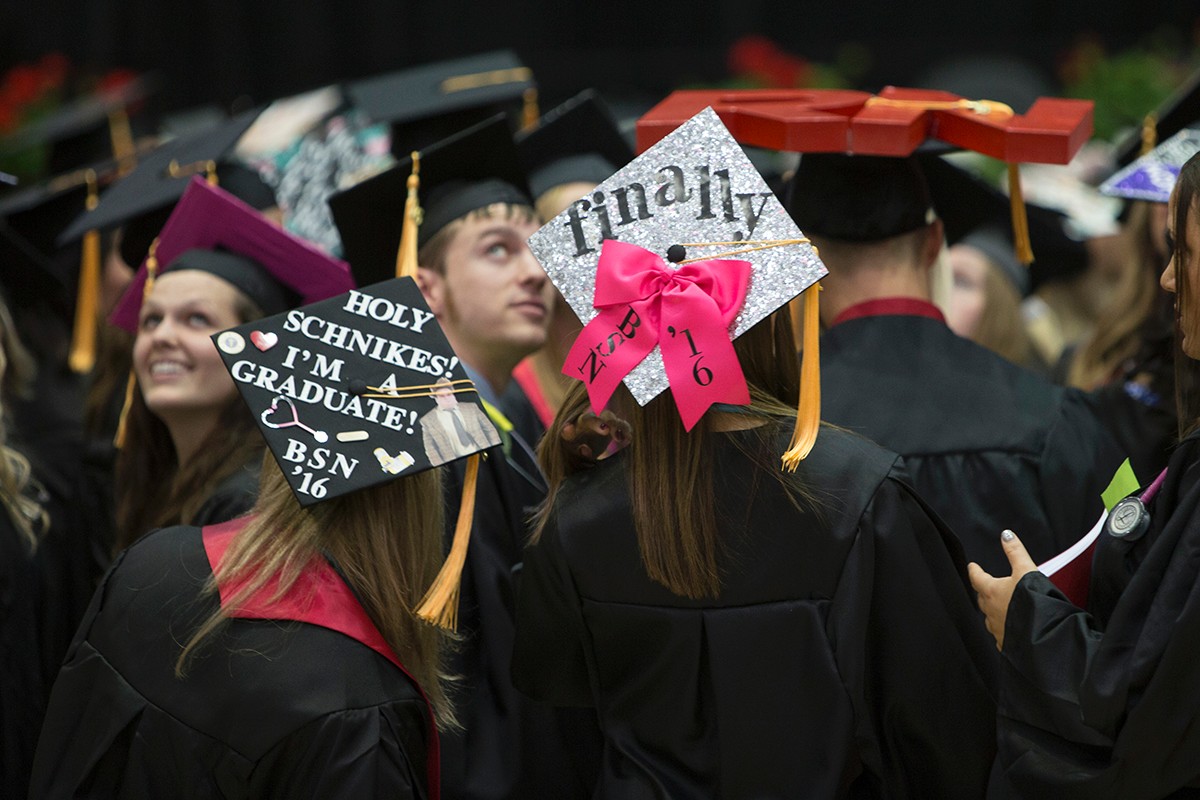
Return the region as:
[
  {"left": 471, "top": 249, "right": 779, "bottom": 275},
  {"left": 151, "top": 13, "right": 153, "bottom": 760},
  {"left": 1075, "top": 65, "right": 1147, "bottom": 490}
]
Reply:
[{"left": 1, "top": 0, "right": 1198, "bottom": 186}]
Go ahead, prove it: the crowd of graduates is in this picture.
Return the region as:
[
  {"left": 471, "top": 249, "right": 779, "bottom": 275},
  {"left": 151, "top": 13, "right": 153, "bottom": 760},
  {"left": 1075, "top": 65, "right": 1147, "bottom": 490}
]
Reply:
[{"left": 2, "top": 46, "right": 1200, "bottom": 798}]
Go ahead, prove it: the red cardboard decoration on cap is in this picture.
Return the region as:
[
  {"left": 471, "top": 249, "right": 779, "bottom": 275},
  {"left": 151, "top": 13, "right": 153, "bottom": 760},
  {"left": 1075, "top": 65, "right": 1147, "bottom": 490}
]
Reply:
[
  {"left": 109, "top": 177, "right": 355, "bottom": 333},
  {"left": 636, "top": 86, "right": 1093, "bottom": 164}
]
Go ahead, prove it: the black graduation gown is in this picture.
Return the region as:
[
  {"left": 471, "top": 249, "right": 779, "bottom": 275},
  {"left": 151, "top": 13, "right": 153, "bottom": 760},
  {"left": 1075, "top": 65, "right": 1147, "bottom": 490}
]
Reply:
[
  {"left": 438, "top": 437, "right": 602, "bottom": 799},
  {"left": 192, "top": 455, "right": 262, "bottom": 526},
  {"left": 513, "top": 425, "right": 999, "bottom": 799},
  {"left": 821, "top": 313, "right": 1125, "bottom": 575},
  {"left": 30, "top": 520, "right": 438, "bottom": 799},
  {"left": 996, "top": 432, "right": 1200, "bottom": 798},
  {"left": 0, "top": 510, "right": 43, "bottom": 800}
]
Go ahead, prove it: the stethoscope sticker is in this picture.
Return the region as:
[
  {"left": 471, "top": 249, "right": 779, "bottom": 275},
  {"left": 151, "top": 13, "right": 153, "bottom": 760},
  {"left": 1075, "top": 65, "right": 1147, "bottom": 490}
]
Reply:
[
  {"left": 261, "top": 395, "right": 329, "bottom": 443},
  {"left": 1107, "top": 496, "right": 1150, "bottom": 541}
]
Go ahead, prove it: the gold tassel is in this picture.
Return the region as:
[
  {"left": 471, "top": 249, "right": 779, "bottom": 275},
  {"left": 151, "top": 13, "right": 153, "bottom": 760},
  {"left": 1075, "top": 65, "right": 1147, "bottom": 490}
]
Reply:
[
  {"left": 1007, "top": 163, "right": 1034, "bottom": 266},
  {"left": 1140, "top": 113, "right": 1158, "bottom": 157},
  {"left": 112, "top": 372, "right": 136, "bottom": 449},
  {"left": 416, "top": 453, "right": 481, "bottom": 629},
  {"left": 521, "top": 87, "right": 540, "bottom": 131},
  {"left": 205, "top": 160, "right": 218, "bottom": 186},
  {"left": 114, "top": 237, "right": 161, "bottom": 449},
  {"left": 396, "top": 151, "right": 422, "bottom": 279},
  {"left": 781, "top": 283, "right": 821, "bottom": 471},
  {"left": 68, "top": 171, "right": 101, "bottom": 373}
]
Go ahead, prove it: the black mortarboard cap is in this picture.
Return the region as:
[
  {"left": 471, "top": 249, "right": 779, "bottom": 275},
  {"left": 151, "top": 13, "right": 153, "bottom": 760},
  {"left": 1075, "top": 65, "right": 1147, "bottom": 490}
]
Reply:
[
  {"left": 516, "top": 89, "right": 633, "bottom": 200},
  {"left": 58, "top": 109, "right": 274, "bottom": 251},
  {"left": 1113, "top": 66, "right": 1200, "bottom": 168},
  {"left": 787, "top": 154, "right": 935, "bottom": 242},
  {"left": 216, "top": 276, "right": 499, "bottom": 505},
  {"left": 921, "top": 154, "right": 1087, "bottom": 291},
  {"left": 329, "top": 114, "right": 531, "bottom": 287},
  {"left": 345, "top": 50, "right": 536, "bottom": 155},
  {"left": 0, "top": 74, "right": 156, "bottom": 176}
]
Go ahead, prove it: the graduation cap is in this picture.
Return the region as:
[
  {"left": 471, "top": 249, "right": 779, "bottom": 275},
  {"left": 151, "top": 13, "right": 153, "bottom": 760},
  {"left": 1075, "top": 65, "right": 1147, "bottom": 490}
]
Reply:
[
  {"left": 329, "top": 114, "right": 531, "bottom": 286},
  {"left": 0, "top": 73, "right": 155, "bottom": 176},
  {"left": 1112, "top": 66, "right": 1200, "bottom": 169},
  {"left": 527, "top": 107, "right": 826, "bottom": 466},
  {"left": 1100, "top": 127, "right": 1200, "bottom": 204},
  {"left": 58, "top": 108, "right": 275, "bottom": 265},
  {"left": 216, "top": 276, "right": 499, "bottom": 628},
  {"left": 640, "top": 86, "right": 1095, "bottom": 266},
  {"left": 516, "top": 89, "right": 633, "bottom": 200},
  {"left": 110, "top": 176, "right": 353, "bottom": 332},
  {"left": 345, "top": 50, "right": 537, "bottom": 156},
  {"left": 921, "top": 155, "right": 1089, "bottom": 294},
  {"left": 787, "top": 154, "right": 935, "bottom": 243},
  {"left": 0, "top": 157, "right": 144, "bottom": 370}
]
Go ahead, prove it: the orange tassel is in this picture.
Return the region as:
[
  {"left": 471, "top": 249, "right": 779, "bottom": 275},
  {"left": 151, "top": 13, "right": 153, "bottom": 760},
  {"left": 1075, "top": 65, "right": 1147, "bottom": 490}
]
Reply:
[
  {"left": 396, "top": 152, "right": 422, "bottom": 279},
  {"left": 416, "top": 453, "right": 481, "bottom": 629},
  {"left": 521, "top": 87, "right": 540, "bottom": 131},
  {"left": 69, "top": 171, "right": 101, "bottom": 373},
  {"left": 781, "top": 283, "right": 821, "bottom": 471},
  {"left": 1007, "top": 163, "right": 1034, "bottom": 266}
]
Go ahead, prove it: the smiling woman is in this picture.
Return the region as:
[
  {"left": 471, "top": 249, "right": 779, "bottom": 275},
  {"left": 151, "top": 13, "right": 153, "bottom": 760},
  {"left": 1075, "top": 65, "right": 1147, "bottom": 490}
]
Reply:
[{"left": 112, "top": 181, "right": 354, "bottom": 551}]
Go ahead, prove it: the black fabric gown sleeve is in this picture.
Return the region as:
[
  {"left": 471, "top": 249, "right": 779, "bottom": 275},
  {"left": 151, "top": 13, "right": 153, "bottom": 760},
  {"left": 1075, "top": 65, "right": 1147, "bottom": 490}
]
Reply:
[
  {"left": 1037, "top": 390, "right": 1128, "bottom": 554},
  {"left": 511, "top": 514, "right": 593, "bottom": 709},
  {"left": 832, "top": 474, "right": 999, "bottom": 798},
  {"left": 998, "top": 443, "right": 1200, "bottom": 798}
]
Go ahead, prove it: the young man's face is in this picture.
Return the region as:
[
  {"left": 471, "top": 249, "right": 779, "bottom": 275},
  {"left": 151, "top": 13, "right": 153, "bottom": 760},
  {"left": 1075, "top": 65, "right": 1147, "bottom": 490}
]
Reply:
[{"left": 420, "top": 208, "right": 552, "bottom": 379}]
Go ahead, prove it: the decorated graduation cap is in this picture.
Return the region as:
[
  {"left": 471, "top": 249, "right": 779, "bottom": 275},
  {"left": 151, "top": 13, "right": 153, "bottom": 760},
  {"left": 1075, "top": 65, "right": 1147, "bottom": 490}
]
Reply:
[
  {"left": 516, "top": 89, "right": 633, "bottom": 200},
  {"left": 345, "top": 50, "right": 538, "bottom": 155},
  {"left": 638, "top": 86, "right": 1093, "bottom": 265},
  {"left": 215, "top": 276, "right": 499, "bottom": 627},
  {"left": 329, "top": 114, "right": 532, "bottom": 286},
  {"left": 110, "top": 176, "right": 353, "bottom": 333},
  {"left": 1101, "top": 127, "right": 1200, "bottom": 204},
  {"left": 527, "top": 107, "right": 826, "bottom": 467},
  {"left": 58, "top": 109, "right": 275, "bottom": 264}
]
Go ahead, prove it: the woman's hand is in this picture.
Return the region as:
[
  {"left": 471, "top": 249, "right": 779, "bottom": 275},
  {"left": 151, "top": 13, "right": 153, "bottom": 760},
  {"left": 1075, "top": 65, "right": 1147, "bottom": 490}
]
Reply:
[
  {"left": 967, "top": 530, "right": 1039, "bottom": 651},
  {"left": 559, "top": 410, "right": 631, "bottom": 471}
]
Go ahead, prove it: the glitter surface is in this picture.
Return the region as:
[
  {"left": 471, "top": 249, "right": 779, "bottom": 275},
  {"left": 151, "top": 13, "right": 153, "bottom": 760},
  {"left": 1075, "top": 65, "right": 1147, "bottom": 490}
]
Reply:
[{"left": 528, "top": 107, "right": 826, "bottom": 405}]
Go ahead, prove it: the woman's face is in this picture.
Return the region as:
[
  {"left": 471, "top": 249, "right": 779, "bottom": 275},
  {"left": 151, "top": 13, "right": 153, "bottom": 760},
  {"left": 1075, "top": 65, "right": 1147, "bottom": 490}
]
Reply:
[
  {"left": 1160, "top": 189, "right": 1200, "bottom": 359},
  {"left": 133, "top": 270, "right": 244, "bottom": 428},
  {"left": 946, "top": 243, "right": 990, "bottom": 339}
]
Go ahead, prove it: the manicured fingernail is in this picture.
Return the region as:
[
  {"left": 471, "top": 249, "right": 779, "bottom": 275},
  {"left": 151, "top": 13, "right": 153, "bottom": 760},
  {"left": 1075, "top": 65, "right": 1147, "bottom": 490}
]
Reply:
[{"left": 1001, "top": 530, "right": 1016, "bottom": 542}]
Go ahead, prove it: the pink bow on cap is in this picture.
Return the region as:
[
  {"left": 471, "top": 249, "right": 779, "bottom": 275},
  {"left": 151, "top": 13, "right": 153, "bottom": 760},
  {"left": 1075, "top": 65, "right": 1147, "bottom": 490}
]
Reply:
[{"left": 563, "top": 239, "right": 752, "bottom": 430}]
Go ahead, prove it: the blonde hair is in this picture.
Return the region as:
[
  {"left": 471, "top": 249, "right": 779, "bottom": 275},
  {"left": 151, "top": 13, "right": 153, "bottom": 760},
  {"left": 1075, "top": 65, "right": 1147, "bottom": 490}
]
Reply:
[
  {"left": 0, "top": 300, "right": 46, "bottom": 547},
  {"left": 972, "top": 259, "right": 1038, "bottom": 368},
  {"left": 179, "top": 454, "right": 457, "bottom": 729}
]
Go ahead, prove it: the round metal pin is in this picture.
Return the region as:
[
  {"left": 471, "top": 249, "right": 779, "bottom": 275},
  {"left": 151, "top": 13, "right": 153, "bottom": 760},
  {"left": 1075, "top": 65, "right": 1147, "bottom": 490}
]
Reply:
[{"left": 1107, "top": 496, "right": 1150, "bottom": 540}]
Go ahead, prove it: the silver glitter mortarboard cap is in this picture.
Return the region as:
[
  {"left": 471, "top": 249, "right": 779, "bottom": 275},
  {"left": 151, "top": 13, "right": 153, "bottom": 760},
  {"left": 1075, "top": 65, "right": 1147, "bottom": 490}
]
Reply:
[{"left": 527, "top": 106, "right": 826, "bottom": 409}]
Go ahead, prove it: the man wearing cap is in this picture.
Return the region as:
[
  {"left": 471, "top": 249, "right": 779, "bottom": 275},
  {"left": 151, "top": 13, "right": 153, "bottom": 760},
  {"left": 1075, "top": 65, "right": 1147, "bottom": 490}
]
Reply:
[
  {"left": 789, "top": 154, "right": 1124, "bottom": 576},
  {"left": 331, "top": 116, "right": 600, "bottom": 800}
]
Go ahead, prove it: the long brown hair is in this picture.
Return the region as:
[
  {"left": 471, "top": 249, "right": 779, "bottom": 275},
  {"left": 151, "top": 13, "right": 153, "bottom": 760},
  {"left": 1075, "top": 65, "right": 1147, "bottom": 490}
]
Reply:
[
  {"left": 971, "top": 261, "right": 1039, "bottom": 369},
  {"left": 1069, "top": 201, "right": 1173, "bottom": 390},
  {"left": 113, "top": 287, "right": 265, "bottom": 550},
  {"left": 1172, "top": 152, "right": 1200, "bottom": 439},
  {"left": 536, "top": 309, "right": 811, "bottom": 599},
  {"left": 178, "top": 455, "right": 456, "bottom": 728}
]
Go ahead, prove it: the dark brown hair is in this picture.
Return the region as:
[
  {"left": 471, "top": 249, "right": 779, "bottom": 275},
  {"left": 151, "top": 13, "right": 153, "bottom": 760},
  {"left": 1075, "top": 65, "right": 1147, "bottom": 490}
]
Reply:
[
  {"left": 1173, "top": 152, "right": 1200, "bottom": 439},
  {"left": 114, "top": 288, "right": 265, "bottom": 550}
]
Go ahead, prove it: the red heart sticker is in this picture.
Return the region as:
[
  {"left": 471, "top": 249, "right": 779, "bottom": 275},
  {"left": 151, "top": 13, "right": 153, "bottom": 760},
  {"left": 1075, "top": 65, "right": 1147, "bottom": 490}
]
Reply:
[{"left": 250, "top": 331, "right": 278, "bottom": 351}]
